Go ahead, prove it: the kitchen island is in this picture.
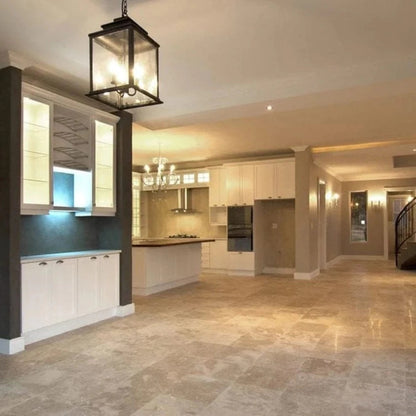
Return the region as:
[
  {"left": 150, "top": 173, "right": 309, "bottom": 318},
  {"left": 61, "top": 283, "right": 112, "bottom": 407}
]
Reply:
[{"left": 132, "top": 238, "right": 214, "bottom": 295}]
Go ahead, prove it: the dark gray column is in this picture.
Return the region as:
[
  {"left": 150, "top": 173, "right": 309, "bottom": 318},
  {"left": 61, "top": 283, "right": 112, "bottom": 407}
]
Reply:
[{"left": 0, "top": 67, "right": 22, "bottom": 339}]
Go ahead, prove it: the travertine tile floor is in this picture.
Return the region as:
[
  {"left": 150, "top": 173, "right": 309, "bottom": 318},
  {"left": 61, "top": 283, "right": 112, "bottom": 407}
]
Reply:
[{"left": 1, "top": 259, "right": 416, "bottom": 415}]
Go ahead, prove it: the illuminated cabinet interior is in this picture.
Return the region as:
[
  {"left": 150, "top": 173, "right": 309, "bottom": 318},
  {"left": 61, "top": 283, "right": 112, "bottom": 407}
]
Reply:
[
  {"left": 22, "top": 96, "right": 52, "bottom": 213},
  {"left": 21, "top": 84, "right": 118, "bottom": 216},
  {"left": 94, "top": 120, "right": 115, "bottom": 211}
]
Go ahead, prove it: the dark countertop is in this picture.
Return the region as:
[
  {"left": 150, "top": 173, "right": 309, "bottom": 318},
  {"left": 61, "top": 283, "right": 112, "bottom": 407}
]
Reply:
[{"left": 132, "top": 238, "right": 215, "bottom": 247}]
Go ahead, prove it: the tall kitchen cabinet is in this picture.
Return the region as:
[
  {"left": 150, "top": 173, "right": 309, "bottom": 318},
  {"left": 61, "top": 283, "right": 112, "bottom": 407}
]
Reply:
[
  {"left": 254, "top": 159, "right": 295, "bottom": 200},
  {"left": 21, "top": 83, "right": 118, "bottom": 216},
  {"left": 225, "top": 164, "right": 254, "bottom": 206},
  {"left": 208, "top": 167, "right": 227, "bottom": 226}
]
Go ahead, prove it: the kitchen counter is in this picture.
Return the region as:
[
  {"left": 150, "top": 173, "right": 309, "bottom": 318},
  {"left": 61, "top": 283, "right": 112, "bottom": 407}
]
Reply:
[
  {"left": 21, "top": 249, "right": 122, "bottom": 264},
  {"left": 132, "top": 238, "right": 214, "bottom": 247},
  {"left": 132, "top": 239, "right": 213, "bottom": 295}
]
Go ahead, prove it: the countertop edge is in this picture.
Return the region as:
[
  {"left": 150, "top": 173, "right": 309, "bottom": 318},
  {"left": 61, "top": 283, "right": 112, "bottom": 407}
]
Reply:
[
  {"left": 132, "top": 238, "right": 215, "bottom": 247},
  {"left": 21, "top": 249, "right": 122, "bottom": 263}
]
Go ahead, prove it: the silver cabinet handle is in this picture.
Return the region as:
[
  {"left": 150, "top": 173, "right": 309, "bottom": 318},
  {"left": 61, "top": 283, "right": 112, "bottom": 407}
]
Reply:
[
  {"left": 56, "top": 260, "right": 64, "bottom": 264},
  {"left": 39, "top": 262, "right": 47, "bottom": 266},
  {"left": 90, "top": 256, "right": 97, "bottom": 260},
  {"left": 104, "top": 255, "right": 109, "bottom": 258}
]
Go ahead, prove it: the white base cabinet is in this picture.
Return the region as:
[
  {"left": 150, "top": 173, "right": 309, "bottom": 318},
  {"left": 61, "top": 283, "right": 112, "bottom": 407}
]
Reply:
[
  {"left": 228, "top": 252, "right": 255, "bottom": 276},
  {"left": 21, "top": 252, "right": 120, "bottom": 340}
]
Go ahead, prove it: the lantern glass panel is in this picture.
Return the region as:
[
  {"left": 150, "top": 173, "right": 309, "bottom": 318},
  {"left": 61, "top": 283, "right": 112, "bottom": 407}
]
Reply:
[
  {"left": 133, "top": 31, "right": 158, "bottom": 97},
  {"left": 92, "top": 28, "right": 129, "bottom": 91}
]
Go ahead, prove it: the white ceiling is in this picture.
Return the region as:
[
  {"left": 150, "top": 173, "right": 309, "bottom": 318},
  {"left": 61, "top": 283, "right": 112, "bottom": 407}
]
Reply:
[{"left": 2, "top": 0, "right": 416, "bottom": 180}]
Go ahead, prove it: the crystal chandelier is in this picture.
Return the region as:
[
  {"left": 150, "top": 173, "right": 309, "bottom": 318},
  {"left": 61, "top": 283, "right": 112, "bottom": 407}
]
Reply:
[{"left": 142, "top": 152, "right": 179, "bottom": 192}]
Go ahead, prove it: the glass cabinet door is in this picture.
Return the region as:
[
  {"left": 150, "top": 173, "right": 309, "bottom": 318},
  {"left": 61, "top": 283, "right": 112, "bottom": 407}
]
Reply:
[
  {"left": 94, "top": 120, "right": 115, "bottom": 212},
  {"left": 22, "top": 96, "right": 52, "bottom": 212}
]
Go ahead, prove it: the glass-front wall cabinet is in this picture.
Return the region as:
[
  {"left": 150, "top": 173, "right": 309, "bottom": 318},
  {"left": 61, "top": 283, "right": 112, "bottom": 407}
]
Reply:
[
  {"left": 94, "top": 120, "right": 115, "bottom": 212},
  {"left": 21, "top": 84, "right": 118, "bottom": 216},
  {"left": 22, "top": 96, "right": 52, "bottom": 213}
]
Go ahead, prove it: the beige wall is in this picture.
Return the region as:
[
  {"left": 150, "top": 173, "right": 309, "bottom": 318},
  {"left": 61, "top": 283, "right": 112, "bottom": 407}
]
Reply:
[
  {"left": 143, "top": 187, "right": 226, "bottom": 238},
  {"left": 254, "top": 200, "right": 295, "bottom": 271},
  {"left": 341, "top": 178, "right": 416, "bottom": 256},
  {"left": 295, "top": 148, "right": 342, "bottom": 274}
]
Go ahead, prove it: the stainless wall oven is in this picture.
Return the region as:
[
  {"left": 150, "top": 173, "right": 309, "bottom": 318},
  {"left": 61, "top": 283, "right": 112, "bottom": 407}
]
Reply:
[{"left": 227, "top": 206, "right": 253, "bottom": 252}]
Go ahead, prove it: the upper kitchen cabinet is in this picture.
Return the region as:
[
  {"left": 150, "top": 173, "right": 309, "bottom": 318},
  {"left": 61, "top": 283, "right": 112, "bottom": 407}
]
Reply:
[
  {"left": 254, "top": 159, "right": 295, "bottom": 200},
  {"left": 21, "top": 83, "right": 119, "bottom": 216},
  {"left": 209, "top": 167, "right": 227, "bottom": 207},
  {"left": 225, "top": 164, "right": 254, "bottom": 206},
  {"left": 92, "top": 119, "right": 116, "bottom": 215},
  {"left": 21, "top": 95, "right": 53, "bottom": 215}
]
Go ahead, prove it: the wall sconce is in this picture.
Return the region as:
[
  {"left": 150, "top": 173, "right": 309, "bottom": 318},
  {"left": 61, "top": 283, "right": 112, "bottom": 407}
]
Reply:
[
  {"left": 326, "top": 192, "right": 340, "bottom": 208},
  {"left": 370, "top": 198, "right": 383, "bottom": 209}
]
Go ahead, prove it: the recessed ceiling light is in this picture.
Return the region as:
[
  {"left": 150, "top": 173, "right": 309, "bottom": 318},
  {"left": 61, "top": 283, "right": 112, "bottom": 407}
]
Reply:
[
  {"left": 266, "top": 105, "right": 273, "bottom": 111},
  {"left": 413, "top": 148, "right": 416, "bottom": 152}
]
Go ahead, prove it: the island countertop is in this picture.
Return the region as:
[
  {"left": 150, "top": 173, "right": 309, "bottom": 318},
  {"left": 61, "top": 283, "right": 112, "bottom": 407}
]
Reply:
[{"left": 132, "top": 238, "right": 215, "bottom": 247}]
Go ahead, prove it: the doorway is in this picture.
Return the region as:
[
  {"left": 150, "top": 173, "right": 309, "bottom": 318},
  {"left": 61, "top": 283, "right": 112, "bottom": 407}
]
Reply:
[{"left": 385, "top": 190, "right": 415, "bottom": 260}]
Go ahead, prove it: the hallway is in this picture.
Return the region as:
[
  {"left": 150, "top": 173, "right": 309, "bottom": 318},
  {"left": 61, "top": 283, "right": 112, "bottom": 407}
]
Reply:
[{"left": 1, "top": 260, "right": 415, "bottom": 415}]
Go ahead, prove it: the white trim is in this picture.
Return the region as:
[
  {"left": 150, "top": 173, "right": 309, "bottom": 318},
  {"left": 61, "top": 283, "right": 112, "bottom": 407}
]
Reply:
[
  {"left": 294, "top": 268, "right": 320, "bottom": 280},
  {"left": 23, "top": 307, "right": 119, "bottom": 346},
  {"left": 291, "top": 146, "right": 309, "bottom": 152},
  {"left": 337, "top": 255, "right": 385, "bottom": 261},
  {"left": 383, "top": 189, "right": 389, "bottom": 260},
  {"left": 263, "top": 267, "right": 294, "bottom": 275},
  {"left": 202, "top": 268, "right": 228, "bottom": 275},
  {"left": 325, "top": 255, "right": 342, "bottom": 268},
  {"left": 0, "top": 50, "right": 32, "bottom": 70},
  {"left": 133, "top": 275, "right": 199, "bottom": 296},
  {"left": 116, "top": 303, "right": 135, "bottom": 317},
  {"left": 0, "top": 337, "right": 25, "bottom": 355},
  {"left": 227, "top": 271, "right": 256, "bottom": 277},
  {"left": 22, "top": 83, "right": 119, "bottom": 123}
]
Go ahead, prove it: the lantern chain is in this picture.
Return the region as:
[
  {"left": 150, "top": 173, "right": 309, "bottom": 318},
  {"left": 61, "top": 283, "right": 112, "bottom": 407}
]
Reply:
[{"left": 122, "top": 0, "right": 128, "bottom": 17}]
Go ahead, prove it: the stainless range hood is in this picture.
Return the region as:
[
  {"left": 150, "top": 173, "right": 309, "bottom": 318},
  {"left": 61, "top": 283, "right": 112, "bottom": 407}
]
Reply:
[{"left": 171, "top": 188, "right": 196, "bottom": 214}]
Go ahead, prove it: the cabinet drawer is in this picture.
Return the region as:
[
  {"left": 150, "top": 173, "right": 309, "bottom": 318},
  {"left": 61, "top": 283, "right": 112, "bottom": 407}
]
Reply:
[{"left": 228, "top": 252, "right": 254, "bottom": 271}]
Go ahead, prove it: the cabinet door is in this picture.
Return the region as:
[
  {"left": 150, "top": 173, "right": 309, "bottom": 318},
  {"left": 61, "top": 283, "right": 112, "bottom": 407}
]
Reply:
[
  {"left": 276, "top": 160, "right": 295, "bottom": 199},
  {"left": 21, "top": 96, "right": 52, "bottom": 214},
  {"left": 201, "top": 242, "right": 210, "bottom": 268},
  {"left": 98, "top": 254, "right": 120, "bottom": 310},
  {"left": 93, "top": 119, "right": 116, "bottom": 215},
  {"left": 210, "top": 240, "right": 228, "bottom": 270},
  {"left": 209, "top": 168, "right": 227, "bottom": 207},
  {"left": 226, "top": 166, "right": 241, "bottom": 206},
  {"left": 21, "top": 262, "right": 51, "bottom": 332},
  {"left": 254, "top": 163, "right": 276, "bottom": 200},
  {"left": 50, "top": 259, "right": 77, "bottom": 324},
  {"left": 240, "top": 165, "right": 254, "bottom": 205},
  {"left": 77, "top": 256, "right": 99, "bottom": 316}
]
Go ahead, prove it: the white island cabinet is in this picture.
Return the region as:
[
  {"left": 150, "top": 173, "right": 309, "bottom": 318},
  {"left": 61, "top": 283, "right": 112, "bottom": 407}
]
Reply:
[
  {"left": 132, "top": 238, "right": 214, "bottom": 295},
  {"left": 21, "top": 250, "right": 120, "bottom": 345}
]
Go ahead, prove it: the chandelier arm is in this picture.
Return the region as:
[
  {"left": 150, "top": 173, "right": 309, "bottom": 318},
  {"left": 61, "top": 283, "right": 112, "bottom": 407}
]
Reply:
[{"left": 121, "top": 0, "right": 128, "bottom": 17}]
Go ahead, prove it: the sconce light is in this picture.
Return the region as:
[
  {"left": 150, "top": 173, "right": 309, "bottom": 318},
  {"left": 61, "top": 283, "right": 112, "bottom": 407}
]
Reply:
[
  {"left": 369, "top": 197, "right": 383, "bottom": 209},
  {"left": 326, "top": 192, "right": 340, "bottom": 208}
]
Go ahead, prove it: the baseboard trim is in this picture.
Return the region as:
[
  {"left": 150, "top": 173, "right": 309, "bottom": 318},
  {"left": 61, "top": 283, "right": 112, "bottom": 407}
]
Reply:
[
  {"left": 227, "top": 271, "right": 256, "bottom": 277},
  {"left": 23, "top": 307, "right": 120, "bottom": 346},
  {"left": 202, "top": 268, "right": 228, "bottom": 275},
  {"left": 116, "top": 303, "right": 135, "bottom": 317},
  {"left": 294, "top": 268, "right": 320, "bottom": 280},
  {"left": 133, "top": 275, "right": 199, "bottom": 296},
  {"left": 0, "top": 337, "right": 25, "bottom": 355},
  {"left": 263, "top": 267, "right": 295, "bottom": 275},
  {"left": 325, "top": 256, "right": 342, "bottom": 268},
  {"left": 337, "top": 255, "right": 385, "bottom": 261}
]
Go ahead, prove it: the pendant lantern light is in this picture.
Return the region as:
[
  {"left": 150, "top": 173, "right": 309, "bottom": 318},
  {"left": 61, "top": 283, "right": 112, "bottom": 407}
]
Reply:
[{"left": 87, "top": 0, "right": 162, "bottom": 109}]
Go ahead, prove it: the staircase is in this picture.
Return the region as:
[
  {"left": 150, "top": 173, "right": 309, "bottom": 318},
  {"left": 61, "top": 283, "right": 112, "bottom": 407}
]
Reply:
[{"left": 395, "top": 197, "right": 416, "bottom": 269}]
